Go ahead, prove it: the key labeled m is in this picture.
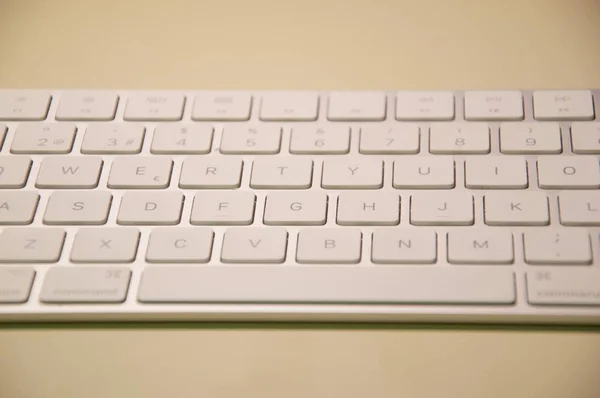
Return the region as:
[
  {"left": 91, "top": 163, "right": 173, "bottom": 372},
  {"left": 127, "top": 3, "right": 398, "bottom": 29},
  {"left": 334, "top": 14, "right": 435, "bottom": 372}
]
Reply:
[{"left": 473, "top": 240, "right": 489, "bottom": 249}]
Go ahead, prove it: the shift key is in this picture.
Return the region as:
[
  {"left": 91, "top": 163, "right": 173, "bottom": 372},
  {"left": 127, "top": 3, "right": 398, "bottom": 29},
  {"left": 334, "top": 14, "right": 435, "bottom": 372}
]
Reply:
[
  {"left": 0, "top": 267, "right": 35, "bottom": 303},
  {"left": 40, "top": 267, "right": 131, "bottom": 303}
]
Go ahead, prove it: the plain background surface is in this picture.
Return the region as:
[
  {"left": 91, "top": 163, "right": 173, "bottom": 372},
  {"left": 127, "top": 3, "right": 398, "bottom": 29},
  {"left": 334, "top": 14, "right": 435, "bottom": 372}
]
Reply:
[{"left": 1, "top": 1, "right": 600, "bottom": 397}]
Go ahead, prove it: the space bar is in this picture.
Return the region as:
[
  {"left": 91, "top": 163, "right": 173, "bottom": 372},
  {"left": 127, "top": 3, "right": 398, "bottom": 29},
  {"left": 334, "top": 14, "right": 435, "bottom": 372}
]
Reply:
[{"left": 138, "top": 266, "right": 516, "bottom": 305}]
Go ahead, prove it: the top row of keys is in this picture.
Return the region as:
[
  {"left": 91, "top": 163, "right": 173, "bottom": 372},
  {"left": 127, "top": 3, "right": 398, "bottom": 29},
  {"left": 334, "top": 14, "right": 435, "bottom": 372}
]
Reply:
[{"left": 0, "top": 90, "right": 596, "bottom": 122}]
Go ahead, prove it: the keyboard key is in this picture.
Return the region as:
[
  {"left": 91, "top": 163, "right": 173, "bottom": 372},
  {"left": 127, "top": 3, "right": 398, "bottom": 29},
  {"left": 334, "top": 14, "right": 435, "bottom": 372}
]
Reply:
[
  {"left": 191, "top": 92, "right": 252, "bottom": 121},
  {"left": 359, "top": 124, "right": 420, "bottom": 154},
  {"left": 484, "top": 191, "right": 549, "bottom": 226},
  {"left": 55, "top": 91, "right": 119, "bottom": 121},
  {"left": 263, "top": 192, "right": 327, "bottom": 225},
  {"left": 447, "top": 230, "right": 514, "bottom": 264},
  {"left": 524, "top": 229, "right": 592, "bottom": 265},
  {"left": 220, "top": 125, "right": 281, "bottom": 154},
  {"left": 395, "top": 91, "right": 454, "bottom": 121},
  {"left": 558, "top": 191, "right": 600, "bottom": 226},
  {"left": 190, "top": 191, "right": 255, "bottom": 225},
  {"left": 296, "top": 228, "right": 361, "bottom": 264},
  {"left": 321, "top": 158, "right": 383, "bottom": 189},
  {"left": 180, "top": 157, "right": 242, "bottom": 189},
  {"left": 0, "top": 192, "right": 39, "bottom": 225},
  {"left": 411, "top": 192, "right": 473, "bottom": 226},
  {"left": 0, "top": 267, "right": 35, "bottom": 303},
  {"left": 393, "top": 156, "right": 455, "bottom": 189},
  {"left": 0, "top": 91, "right": 51, "bottom": 120},
  {"left": 327, "top": 92, "right": 386, "bottom": 121},
  {"left": 537, "top": 156, "right": 600, "bottom": 189},
  {"left": 500, "top": 122, "right": 562, "bottom": 154},
  {"left": 43, "top": 191, "right": 112, "bottom": 225},
  {"left": 464, "top": 90, "right": 523, "bottom": 121},
  {"left": 429, "top": 123, "right": 490, "bottom": 154},
  {"left": 138, "top": 266, "right": 515, "bottom": 304},
  {"left": 70, "top": 228, "right": 140, "bottom": 263},
  {"left": 527, "top": 269, "right": 600, "bottom": 306},
  {"left": 150, "top": 124, "right": 213, "bottom": 154},
  {"left": 11, "top": 123, "right": 76, "bottom": 154},
  {"left": 336, "top": 192, "right": 399, "bottom": 226},
  {"left": 108, "top": 156, "right": 173, "bottom": 189},
  {"left": 146, "top": 228, "right": 214, "bottom": 263},
  {"left": 124, "top": 93, "right": 185, "bottom": 121},
  {"left": 371, "top": 229, "right": 437, "bottom": 264},
  {"left": 0, "top": 156, "right": 32, "bottom": 188},
  {"left": 260, "top": 93, "right": 319, "bottom": 121},
  {"left": 81, "top": 123, "right": 145, "bottom": 154},
  {"left": 570, "top": 122, "right": 600, "bottom": 154},
  {"left": 465, "top": 156, "right": 528, "bottom": 189},
  {"left": 40, "top": 267, "right": 131, "bottom": 303},
  {"left": 221, "top": 227, "right": 288, "bottom": 263},
  {"left": 290, "top": 126, "right": 350, "bottom": 154},
  {"left": 36, "top": 156, "right": 103, "bottom": 189},
  {"left": 0, "top": 228, "right": 65, "bottom": 263},
  {"left": 117, "top": 192, "right": 183, "bottom": 225},
  {"left": 250, "top": 158, "right": 313, "bottom": 189},
  {"left": 533, "top": 90, "right": 594, "bottom": 121}
]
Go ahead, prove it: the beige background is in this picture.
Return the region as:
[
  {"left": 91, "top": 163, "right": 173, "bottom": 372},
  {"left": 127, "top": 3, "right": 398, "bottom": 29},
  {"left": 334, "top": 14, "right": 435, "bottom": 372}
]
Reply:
[{"left": 1, "top": 0, "right": 600, "bottom": 397}]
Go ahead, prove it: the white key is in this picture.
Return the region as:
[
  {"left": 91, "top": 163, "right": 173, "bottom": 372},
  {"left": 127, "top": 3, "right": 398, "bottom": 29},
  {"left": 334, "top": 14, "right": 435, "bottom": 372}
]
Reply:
[
  {"left": 36, "top": 156, "right": 103, "bottom": 189},
  {"left": 124, "top": 93, "right": 185, "bottom": 121},
  {"left": 0, "top": 267, "right": 35, "bottom": 303},
  {"left": 146, "top": 228, "right": 214, "bottom": 263},
  {"left": 527, "top": 269, "right": 600, "bottom": 306},
  {"left": 558, "top": 191, "right": 600, "bottom": 226},
  {"left": 70, "top": 228, "right": 140, "bottom": 263},
  {"left": 221, "top": 227, "right": 288, "bottom": 263},
  {"left": 359, "top": 124, "right": 420, "bottom": 154},
  {"left": 191, "top": 191, "right": 255, "bottom": 225},
  {"left": 40, "top": 267, "right": 131, "bottom": 303},
  {"left": 263, "top": 192, "right": 327, "bottom": 225},
  {"left": 484, "top": 191, "right": 549, "bottom": 226},
  {"left": 220, "top": 125, "right": 281, "bottom": 154},
  {"left": 290, "top": 126, "right": 350, "bottom": 154},
  {"left": 81, "top": 123, "right": 145, "bottom": 154},
  {"left": 500, "top": 122, "right": 562, "bottom": 154},
  {"left": 108, "top": 156, "right": 173, "bottom": 189},
  {"left": 180, "top": 157, "right": 242, "bottom": 189},
  {"left": 0, "top": 156, "right": 32, "bottom": 188},
  {"left": 55, "top": 91, "right": 119, "bottom": 121},
  {"left": 0, "top": 228, "right": 65, "bottom": 263},
  {"left": 117, "top": 192, "right": 183, "bottom": 225},
  {"left": 411, "top": 192, "right": 473, "bottom": 226},
  {"left": 0, "top": 91, "right": 51, "bottom": 120},
  {"left": 0, "top": 192, "right": 39, "bottom": 225},
  {"left": 533, "top": 90, "right": 595, "bottom": 121},
  {"left": 321, "top": 158, "right": 383, "bottom": 189},
  {"left": 0, "top": 124, "right": 6, "bottom": 148},
  {"left": 192, "top": 92, "right": 252, "bottom": 121},
  {"left": 524, "top": 229, "right": 591, "bottom": 265},
  {"left": 11, "top": 123, "right": 76, "bottom": 154},
  {"left": 336, "top": 192, "right": 400, "bottom": 225},
  {"left": 447, "top": 231, "right": 514, "bottom": 264},
  {"left": 260, "top": 93, "right": 319, "bottom": 121},
  {"left": 537, "top": 156, "right": 600, "bottom": 189},
  {"left": 393, "top": 157, "right": 455, "bottom": 189},
  {"left": 465, "top": 156, "right": 528, "bottom": 189},
  {"left": 395, "top": 91, "right": 454, "bottom": 121},
  {"left": 43, "top": 191, "right": 112, "bottom": 225},
  {"left": 464, "top": 91, "right": 524, "bottom": 121},
  {"left": 296, "top": 228, "right": 361, "bottom": 264},
  {"left": 151, "top": 124, "right": 213, "bottom": 154},
  {"left": 250, "top": 158, "right": 313, "bottom": 189},
  {"left": 571, "top": 122, "right": 600, "bottom": 154},
  {"left": 327, "top": 92, "right": 386, "bottom": 121},
  {"left": 371, "top": 229, "right": 437, "bottom": 264},
  {"left": 429, "top": 123, "right": 490, "bottom": 154}
]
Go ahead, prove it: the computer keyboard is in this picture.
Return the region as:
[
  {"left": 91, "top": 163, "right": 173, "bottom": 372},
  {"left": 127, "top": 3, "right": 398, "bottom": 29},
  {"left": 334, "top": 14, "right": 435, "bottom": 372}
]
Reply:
[{"left": 0, "top": 89, "right": 599, "bottom": 324}]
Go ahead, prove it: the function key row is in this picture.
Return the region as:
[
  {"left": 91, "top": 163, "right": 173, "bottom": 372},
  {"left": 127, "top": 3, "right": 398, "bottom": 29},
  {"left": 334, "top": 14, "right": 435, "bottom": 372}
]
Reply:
[{"left": 0, "top": 90, "right": 596, "bottom": 122}]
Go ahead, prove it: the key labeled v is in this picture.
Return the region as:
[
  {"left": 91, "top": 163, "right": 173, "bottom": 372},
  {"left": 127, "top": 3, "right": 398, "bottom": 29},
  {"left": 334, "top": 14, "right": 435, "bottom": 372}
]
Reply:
[{"left": 249, "top": 239, "right": 262, "bottom": 248}]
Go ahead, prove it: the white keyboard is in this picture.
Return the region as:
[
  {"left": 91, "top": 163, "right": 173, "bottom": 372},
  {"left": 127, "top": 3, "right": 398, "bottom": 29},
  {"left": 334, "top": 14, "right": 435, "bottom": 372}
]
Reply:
[{"left": 0, "top": 89, "right": 599, "bottom": 324}]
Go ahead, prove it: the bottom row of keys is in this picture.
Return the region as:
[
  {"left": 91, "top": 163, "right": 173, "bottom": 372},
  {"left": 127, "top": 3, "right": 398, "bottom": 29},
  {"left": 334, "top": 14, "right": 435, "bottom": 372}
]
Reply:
[{"left": 1, "top": 266, "right": 599, "bottom": 307}]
